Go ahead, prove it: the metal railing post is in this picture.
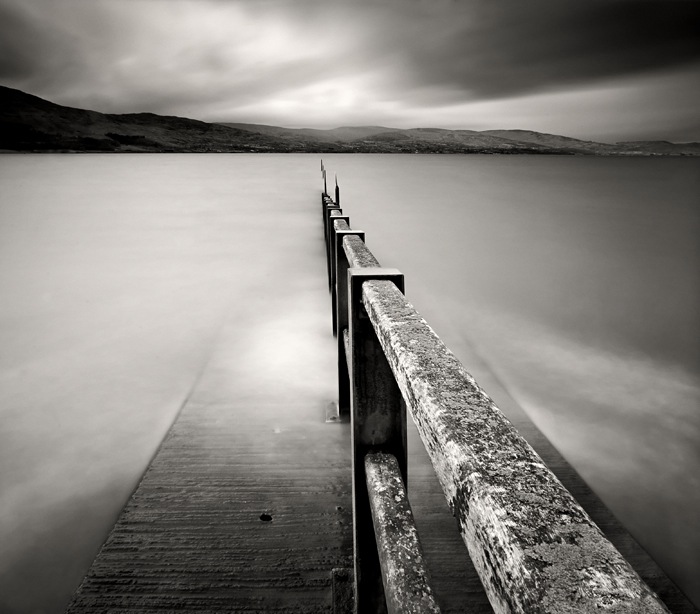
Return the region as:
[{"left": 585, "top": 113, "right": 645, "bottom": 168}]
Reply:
[
  {"left": 328, "top": 216, "right": 350, "bottom": 333},
  {"left": 323, "top": 200, "right": 341, "bottom": 290},
  {"left": 347, "top": 267, "right": 406, "bottom": 614},
  {"left": 334, "top": 230, "right": 365, "bottom": 415}
]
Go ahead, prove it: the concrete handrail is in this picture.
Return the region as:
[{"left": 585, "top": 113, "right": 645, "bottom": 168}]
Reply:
[
  {"left": 365, "top": 452, "right": 441, "bottom": 614},
  {"left": 343, "top": 233, "right": 380, "bottom": 268},
  {"left": 320, "top": 169, "right": 670, "bottom": 614},
  {"left": 361, "top": 278, "right": 669, "bottom": 614}
]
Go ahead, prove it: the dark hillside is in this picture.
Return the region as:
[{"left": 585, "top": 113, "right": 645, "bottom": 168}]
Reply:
[{"left": 2, "top": 85, "right": 697, "bottom": 155}]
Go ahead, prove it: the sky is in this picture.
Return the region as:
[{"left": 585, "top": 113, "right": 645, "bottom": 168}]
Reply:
[{"left": 1, "top": 0, "right": 699, "bottom": 142}]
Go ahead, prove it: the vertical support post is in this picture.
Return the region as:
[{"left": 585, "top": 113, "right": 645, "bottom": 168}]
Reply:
[
  {"left": 325, "top": 207, "right": 342, "bottom": 246},
  {"left": 324, "top": 203, "right": 341, "bottom": 289},
  {"left": 322, "top": 194, "right": 334, "bottom": 235},
  {"left": 328, "top": 217, "right": 350, "bottom": 334},
  {"left": 335, "top": 174, "right": 340, "bottom": 207},
  {"left": 323, "top": 201, "right": 340, "bottom": 246},
  {"left": 333, "top": 230, "right": 365, "bottom": 415},
  {"left": 322, "top": 160, "right": 327, "bottom": 196},
  {"left": 322, "top": 193, "right": 329, "bottom": 224},
  {"left": 348, "top": 268, "right": 406, "bottom": 614},
  {"left": 321, "top": 195, "right": 330, "bottom": 278}
]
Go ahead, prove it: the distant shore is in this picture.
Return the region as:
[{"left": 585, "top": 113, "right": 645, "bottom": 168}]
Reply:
[{"left": 2, "top": 85, "right": 699, "bottom": 156}]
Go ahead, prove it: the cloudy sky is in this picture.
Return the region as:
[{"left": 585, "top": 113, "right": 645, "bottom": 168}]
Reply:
[{"left": 1, "top": 0, "right": 699, "bottom": 142}]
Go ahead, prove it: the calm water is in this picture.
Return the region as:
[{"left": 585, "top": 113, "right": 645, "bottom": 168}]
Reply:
[{"left": 0, "top": 153, "right": 698, "bottom": 611}]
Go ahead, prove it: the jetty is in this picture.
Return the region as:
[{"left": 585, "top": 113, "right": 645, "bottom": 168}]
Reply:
[{"left": 66, "top": 165, "right": 697, "bottom": 613}]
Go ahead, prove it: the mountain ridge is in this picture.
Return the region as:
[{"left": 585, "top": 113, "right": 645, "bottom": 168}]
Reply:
[{"left": 2, "top": 85, "right": 698, "bottom": 155}]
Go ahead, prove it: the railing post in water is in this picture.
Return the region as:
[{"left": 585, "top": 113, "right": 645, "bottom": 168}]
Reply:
[
  {"left": 334, "top": 230, "right": 365, "bottom": 415},
  {"left": 323, "top": 197, "right": 341, "bottom": 291},
  {"left": 365, "top": 453, "right": 441, "bottom": 614},
  {"left": 326, "top": 208, "right": 342, "bottom": 292},
  {"left": 326, "top": 206, "right": 343, "bottom": 248},
  {"left": 322, "top": 159, "right": 328, "bottom": 195},
  {"left": 335, "top": 174, "right": 341, "bottom": 207},
  {"left": 348, "top": 267, "right": 406, "bottom": 613},
  {"left": 322, "top": 193, "right": 335, "bottom": 244},
  {"left": 328, "top": 216, "right": 350, "bottom": 329}
]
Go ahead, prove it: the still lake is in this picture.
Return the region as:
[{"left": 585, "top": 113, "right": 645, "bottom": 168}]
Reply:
[{"left": 1, "top": 153, "right": 698, "bottom": 612}]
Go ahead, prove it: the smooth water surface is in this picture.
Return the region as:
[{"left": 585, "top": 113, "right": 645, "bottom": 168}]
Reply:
[
  {"left": 0, "top": 154, "right": 336, "bottom": 613},
  {"left": 0, "top": 153, "right": 698, "bottom": 611}
]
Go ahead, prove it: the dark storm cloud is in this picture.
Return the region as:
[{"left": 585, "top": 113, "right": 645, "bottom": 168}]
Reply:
[
  {"left": 0, "top": 0, "right": 698, "bottom": 139},
  {"left": 0, "top": 3, "right": 60, "bottom": 80},
  {"left": 356, "top": 0, "right": 700, "bottom": 102},
  {"left": 227, "top": 0, "right": 700, "bottom": 101},
  {"left": 4, "top": 0, "right": 699, "bottom": 103},
  {"left": 0, "top": 1, "right": 119, "bottom": 92}
]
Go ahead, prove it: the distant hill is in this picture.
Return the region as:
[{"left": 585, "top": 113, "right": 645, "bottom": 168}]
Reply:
[
  {"left": 0, "top": 85, "right": 295, "bottom": 153},
  {"left": 481, "top": 129, "right": 700, "bottom": 156},
  {"left": 219, "top": 123, "right": 394, "bottom": 143},
  {"left": 2, "top": 85, "right": 698, "bottom": 155}
]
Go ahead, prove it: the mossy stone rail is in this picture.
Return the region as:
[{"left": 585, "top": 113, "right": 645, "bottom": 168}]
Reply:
[{"left": 320, "top": 165, "right": 671, "bottom": 614}]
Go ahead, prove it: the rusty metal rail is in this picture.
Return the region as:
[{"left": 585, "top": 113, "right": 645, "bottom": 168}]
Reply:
[{"left": 320, "top": 161, "right": 670, "bottom": 614}]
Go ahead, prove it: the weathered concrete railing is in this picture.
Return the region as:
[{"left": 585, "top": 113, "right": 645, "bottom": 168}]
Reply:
[
  {"left": 365, "top": 452, "right": 439, "bottom": 614},
  {"left": 320, "top": 161, "right": 670, "bottom": 614}
]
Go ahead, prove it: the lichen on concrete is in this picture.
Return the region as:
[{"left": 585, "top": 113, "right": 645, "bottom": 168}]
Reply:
[
  {"left": 365, "top": 452, "right": 441, "bottom": 614},
  {"left": 343, "top": 235, "right": 380, "bottom": 268},
  {"left": 359, "top": 279, "right": 670, "bottom": 614}
]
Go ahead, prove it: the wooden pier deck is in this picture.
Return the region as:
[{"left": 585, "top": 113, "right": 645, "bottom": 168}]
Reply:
[{"left": 66, "top": 190, "right": 697, "bottom": 613}]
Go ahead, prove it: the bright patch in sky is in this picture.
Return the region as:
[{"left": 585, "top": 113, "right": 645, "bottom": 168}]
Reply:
[{"left": 1, "top": 0, "right": 699, "bottom": 141}]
